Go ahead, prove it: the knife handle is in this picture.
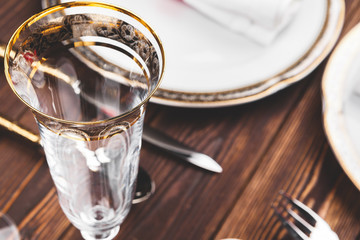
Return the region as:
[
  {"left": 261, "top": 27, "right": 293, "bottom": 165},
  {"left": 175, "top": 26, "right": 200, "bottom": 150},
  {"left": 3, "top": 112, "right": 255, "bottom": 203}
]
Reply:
[{"left": 0, "top": 114, "right": 41, "bottom": 145}]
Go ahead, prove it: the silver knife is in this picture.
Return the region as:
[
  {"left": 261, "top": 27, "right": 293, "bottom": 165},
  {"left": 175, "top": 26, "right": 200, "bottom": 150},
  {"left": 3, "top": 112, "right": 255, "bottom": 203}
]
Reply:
[
  {"left": 0, "top": 113, "right": 222, "bottom": 173},
  {"left": 0, "top": 43, "right": 222, "bottom": 173},
  {"left": 143, "top": 126, "right": 222, "bottom": 173}
]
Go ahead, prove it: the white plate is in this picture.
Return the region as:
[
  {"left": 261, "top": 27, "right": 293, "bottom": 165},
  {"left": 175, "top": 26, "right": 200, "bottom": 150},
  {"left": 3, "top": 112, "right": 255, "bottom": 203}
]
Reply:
[
  {"left": 323, "top": 23, "right": 360, "bottom": 191},
  {"left": 43, "top": 0, "right": 344, "bottom": 107}
]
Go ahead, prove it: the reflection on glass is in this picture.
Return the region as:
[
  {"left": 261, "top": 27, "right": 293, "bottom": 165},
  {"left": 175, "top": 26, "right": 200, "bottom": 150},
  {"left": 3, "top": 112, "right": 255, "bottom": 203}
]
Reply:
[{"left": 4, "top": 2, "right": 164, "bottom": 239}]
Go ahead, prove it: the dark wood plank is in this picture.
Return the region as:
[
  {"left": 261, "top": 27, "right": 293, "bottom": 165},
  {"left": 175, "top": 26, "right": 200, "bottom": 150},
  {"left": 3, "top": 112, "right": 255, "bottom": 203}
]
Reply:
[
  {"left": 219, "top": 90, "right": 360, "bottom": 239},
  {"left": 0, "top": 138, "right": 43, "bottom": 211},
  {"left": 214, "top": 1, "right": 360, "bottom": 236},
  {"left": 0, "top": 0, "right": 42, "bottom": 43},
  {"left": 0, "top": 0, "right": 359, "bottom": 240}
]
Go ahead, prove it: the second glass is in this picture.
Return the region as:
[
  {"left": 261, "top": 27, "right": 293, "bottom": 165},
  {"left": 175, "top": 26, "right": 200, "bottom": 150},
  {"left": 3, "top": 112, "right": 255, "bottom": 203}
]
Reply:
[{"left": 4, "top": 2, "right": 164, "bottom": 239}]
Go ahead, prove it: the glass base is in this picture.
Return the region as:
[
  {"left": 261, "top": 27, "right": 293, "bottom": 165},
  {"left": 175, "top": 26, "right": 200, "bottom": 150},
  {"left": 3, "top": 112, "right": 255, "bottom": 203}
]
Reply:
[
  {"left": 0, "top": 213, "right": 20, "bottom": 240},
  {"left": 80, "top": 226, "right": 120, "bottom": 240}
]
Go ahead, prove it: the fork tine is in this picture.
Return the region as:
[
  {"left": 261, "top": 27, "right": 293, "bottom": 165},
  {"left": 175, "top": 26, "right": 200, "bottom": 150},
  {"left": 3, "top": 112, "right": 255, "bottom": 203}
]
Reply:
[
  {"left": 272, "top": 204, "right": 309, "bottom": 240},
  {"left": 280, "top": 191, "right": 320, "bottom": 224},
  {"left": 283, "top": 204, "right": 314, "bottom": 233},
  {"left": 274, "top": 191, "right": 339, "bottom": 240}
]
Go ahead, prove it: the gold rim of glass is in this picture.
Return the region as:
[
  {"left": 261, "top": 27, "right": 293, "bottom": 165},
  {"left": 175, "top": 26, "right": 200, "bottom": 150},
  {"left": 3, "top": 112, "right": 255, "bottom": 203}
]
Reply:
[{"left": 4, "top": 1, "right": 165, "bottom": 125}]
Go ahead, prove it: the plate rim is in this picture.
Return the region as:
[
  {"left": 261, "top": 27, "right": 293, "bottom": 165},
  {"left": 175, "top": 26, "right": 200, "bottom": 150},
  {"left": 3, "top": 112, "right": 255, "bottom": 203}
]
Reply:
[
  {"left": 43, "top": 0, "right": 345, "bottom": 108},
  {"left": 322, "top": 22, "right": 360, "bottom": 191},
  {"left": 151, "top": 0, "right": 345, "bottom": 108}
]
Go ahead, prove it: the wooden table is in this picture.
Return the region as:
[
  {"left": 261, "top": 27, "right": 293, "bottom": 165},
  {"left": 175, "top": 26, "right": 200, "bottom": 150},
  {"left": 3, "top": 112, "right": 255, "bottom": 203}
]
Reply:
[{"left": 0, "top": 0, "right": 360, "bottom": 239}]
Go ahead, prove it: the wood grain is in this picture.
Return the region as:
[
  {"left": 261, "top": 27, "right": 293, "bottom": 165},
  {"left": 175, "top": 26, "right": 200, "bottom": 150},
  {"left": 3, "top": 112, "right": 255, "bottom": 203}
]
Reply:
[{"left": 0, "top": 0, "right": 359, "bottom": 240}]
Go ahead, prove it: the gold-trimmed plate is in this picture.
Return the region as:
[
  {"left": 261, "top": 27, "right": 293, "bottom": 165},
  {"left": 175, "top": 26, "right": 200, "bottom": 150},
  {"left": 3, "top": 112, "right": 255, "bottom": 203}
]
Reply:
[
  {"left": 322, "top": 23, "right": 360, "bottom": 191},
  {"left": 43, "top": 0, "right": 345, "bottom": 108}
]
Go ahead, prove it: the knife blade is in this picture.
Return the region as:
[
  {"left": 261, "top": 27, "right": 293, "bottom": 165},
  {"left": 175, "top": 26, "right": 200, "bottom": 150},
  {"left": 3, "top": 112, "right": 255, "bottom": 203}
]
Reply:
[
  {"left": 0, "top": 42, "right": 222, "bottom": 173},
  {"left": 0, "top": 113, "right": 222, "bottom": 173},
  {"left": 143, "top": 126, "right": 222, "bottom": 173}
]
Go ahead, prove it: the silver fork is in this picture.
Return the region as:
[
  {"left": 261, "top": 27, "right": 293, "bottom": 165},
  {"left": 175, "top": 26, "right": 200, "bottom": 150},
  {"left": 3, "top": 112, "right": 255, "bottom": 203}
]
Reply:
[{"left": 272, "top": 191, "right": 339, "bottom": 240}]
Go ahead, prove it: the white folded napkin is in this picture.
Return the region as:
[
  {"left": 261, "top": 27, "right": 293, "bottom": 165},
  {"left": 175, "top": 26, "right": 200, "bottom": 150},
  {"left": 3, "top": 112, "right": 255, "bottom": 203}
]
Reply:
[{"left": 183, "top": 0, "right": 303, "bottom": 45}]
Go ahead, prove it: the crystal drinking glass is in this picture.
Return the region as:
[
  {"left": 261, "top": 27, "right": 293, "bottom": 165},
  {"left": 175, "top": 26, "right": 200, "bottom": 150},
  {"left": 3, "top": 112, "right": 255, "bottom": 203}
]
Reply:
[{"left": 4, "top": 2, "right": 164, "bottom": 239}]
